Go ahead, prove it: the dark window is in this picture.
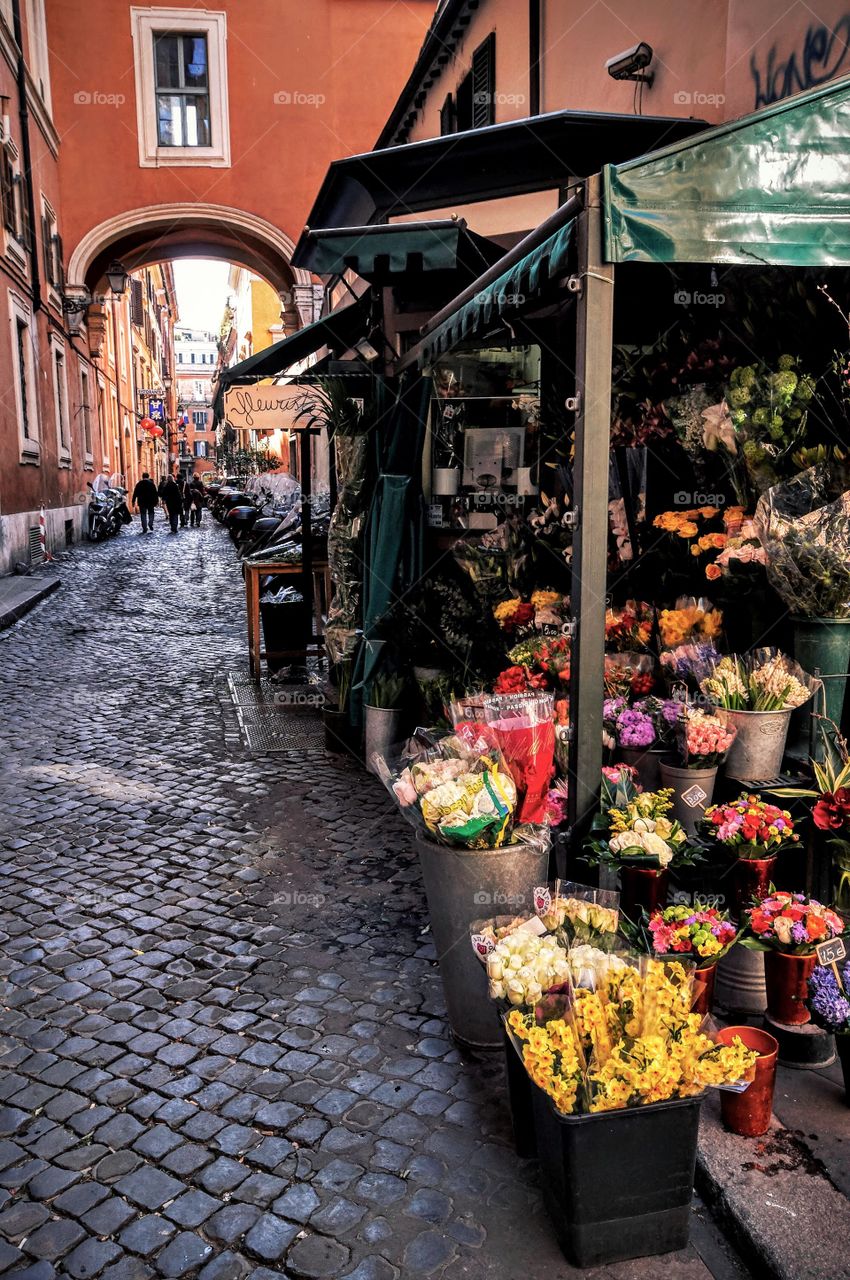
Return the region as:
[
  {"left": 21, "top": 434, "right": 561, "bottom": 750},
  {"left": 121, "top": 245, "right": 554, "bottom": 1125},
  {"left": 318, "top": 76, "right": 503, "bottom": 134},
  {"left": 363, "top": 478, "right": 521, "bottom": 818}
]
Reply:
[
  {"left": 439, "top": 93, "right": 455, "bottom": 136},
  {"left": 471, "top": 33, "right": 496, "bottom": 129},
  {"left": 130, "top": 278, "right": 144, "bottom": 327},
  {"left": 80, "top": 369, "right": 92, "bottom": 456},
  {"left": 455, "top": 70, "right": 473, "bottom": 131},
  {"left": 55, "top": 348, "right": 68, "bottom": 449},
  {"left": 16, "top": 320, "right": 31, "bottom": 438},
  {"left": 1, "top": 149, "right": 15, "bottom": 234},
  {"left": 193, "top": 409, "right": 206, "bottom": 428},
  {"left": 154, "top": 32, "right": 211, "bottom": 147}
]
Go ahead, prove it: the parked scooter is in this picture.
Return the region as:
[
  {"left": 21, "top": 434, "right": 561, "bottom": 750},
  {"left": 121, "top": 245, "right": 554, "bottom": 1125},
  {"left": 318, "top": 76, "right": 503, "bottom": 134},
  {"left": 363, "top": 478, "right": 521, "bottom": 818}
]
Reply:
[{"left": 86, "top": 481, "right": 132, "bottom": 541}]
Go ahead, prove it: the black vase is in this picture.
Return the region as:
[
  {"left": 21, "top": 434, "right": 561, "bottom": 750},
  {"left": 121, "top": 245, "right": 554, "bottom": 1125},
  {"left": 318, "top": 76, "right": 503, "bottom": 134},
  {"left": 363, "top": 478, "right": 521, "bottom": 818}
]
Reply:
[{"left": 836, "top": 1034, "right": 850, "bottom": 1107}]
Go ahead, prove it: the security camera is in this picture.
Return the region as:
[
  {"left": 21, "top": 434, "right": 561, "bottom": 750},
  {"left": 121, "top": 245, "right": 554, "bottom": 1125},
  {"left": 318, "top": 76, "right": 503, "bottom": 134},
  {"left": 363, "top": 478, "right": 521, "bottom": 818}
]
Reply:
[{"left": 605, "top": 42, "right": 654, "bottom": 85}]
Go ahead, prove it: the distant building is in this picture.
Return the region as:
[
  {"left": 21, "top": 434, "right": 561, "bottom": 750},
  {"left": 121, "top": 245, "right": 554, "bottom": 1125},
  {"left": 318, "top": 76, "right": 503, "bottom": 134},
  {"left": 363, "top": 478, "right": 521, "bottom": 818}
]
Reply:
[
  {"left": 215, "top": 270, "right": 290, "bottom": 468},
  {"left": 174, "top": 325, "right": 217, "bottom": 476}
]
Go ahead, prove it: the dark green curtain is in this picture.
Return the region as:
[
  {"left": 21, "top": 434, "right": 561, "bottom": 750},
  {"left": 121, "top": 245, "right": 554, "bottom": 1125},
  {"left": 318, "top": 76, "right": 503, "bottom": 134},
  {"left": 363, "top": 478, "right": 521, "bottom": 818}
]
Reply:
[{"left": 349, "top": 374, "right": 431, "bottom": 725}]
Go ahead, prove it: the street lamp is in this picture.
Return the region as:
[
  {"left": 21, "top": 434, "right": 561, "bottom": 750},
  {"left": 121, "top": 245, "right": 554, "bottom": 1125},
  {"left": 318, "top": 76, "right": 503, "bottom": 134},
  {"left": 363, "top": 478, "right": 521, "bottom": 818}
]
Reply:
[{"left": 106, "top": 261, "right": 129, "bottom": 297}]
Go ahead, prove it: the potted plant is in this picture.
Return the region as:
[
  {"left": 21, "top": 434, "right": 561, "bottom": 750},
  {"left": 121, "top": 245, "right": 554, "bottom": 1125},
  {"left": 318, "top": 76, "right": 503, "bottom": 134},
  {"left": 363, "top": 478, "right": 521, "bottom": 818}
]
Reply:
[
  {"left": 603, "top": 696, "right": 678, "bottom": 790},
  {"left": 623, "top": 904, "right": 739, "bottom": 1015},
  {"left": 808, "top": 959, "right": 850, "bottom": 1102},
  {"left": 323, "top": 659, "right": 356, "bottom": 754},
  {"left": 363, "top": 673, "right": 407, "bottom": 775},
  {"left": 659, "top": 707, "right": 737, "bottom": 835},
  {"left": 773, "top": 720, "right": 850, "bottom": 912},
  {"left": 700, "top": 650, "right": 813, "bottom": 781},
  {"left": 742, "top": 891, "right": 846, "bottom": 1025},
  {"left": 585, "top": 786, "right": 700, "bottom": 918}
]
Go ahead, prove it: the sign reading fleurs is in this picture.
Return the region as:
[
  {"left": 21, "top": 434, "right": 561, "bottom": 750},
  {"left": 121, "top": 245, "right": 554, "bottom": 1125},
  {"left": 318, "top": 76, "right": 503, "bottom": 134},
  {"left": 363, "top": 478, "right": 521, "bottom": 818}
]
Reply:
[{"left": 223, "top": 386, "right": 311, "bottom": 433}]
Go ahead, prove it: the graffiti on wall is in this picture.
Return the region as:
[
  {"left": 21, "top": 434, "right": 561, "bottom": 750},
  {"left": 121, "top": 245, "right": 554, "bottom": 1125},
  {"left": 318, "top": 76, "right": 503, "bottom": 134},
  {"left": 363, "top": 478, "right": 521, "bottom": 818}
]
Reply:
[{"left": 750, "top": 15, "right": 850, "bottom": 108}]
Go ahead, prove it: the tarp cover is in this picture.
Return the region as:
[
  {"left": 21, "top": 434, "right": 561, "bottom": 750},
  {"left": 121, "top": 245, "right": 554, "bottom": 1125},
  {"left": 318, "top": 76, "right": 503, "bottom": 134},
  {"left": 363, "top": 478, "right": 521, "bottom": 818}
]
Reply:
[
  {"left": 604, "top": 74, "right": 850, "bottom": 266},
  {"left": 294, "top": 220, "right": 500, "bottom": 281},
  {"left": 421, "top": 218, "right": 575, "bottom": 362}
]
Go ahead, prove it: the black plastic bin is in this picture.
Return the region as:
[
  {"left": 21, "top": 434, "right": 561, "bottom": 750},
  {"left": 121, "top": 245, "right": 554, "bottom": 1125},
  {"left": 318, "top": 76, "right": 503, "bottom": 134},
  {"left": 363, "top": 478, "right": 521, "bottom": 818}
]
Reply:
[
  {"left": 260, "top": 588, "right": 311, "bottom": 672},
  {"left": 502, "top": 1025, "right": 536, "bottom": 1158},
  {"left": 531, "top": 1084, "right": 702, "bottom": 1268}
]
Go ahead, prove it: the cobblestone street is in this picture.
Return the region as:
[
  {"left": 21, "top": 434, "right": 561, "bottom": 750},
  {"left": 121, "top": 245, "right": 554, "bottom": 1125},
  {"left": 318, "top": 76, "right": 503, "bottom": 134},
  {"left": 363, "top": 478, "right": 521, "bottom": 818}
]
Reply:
[{"left": 0, "top": 526, "right": 743, "bottom": 1280}]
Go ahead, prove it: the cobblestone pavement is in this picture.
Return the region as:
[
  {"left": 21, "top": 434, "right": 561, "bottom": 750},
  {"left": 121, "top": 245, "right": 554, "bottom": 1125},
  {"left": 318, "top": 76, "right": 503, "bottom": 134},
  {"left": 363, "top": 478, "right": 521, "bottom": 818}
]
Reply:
[{"left": 0, "top": 524, "right": 745, "bottom": 1280}]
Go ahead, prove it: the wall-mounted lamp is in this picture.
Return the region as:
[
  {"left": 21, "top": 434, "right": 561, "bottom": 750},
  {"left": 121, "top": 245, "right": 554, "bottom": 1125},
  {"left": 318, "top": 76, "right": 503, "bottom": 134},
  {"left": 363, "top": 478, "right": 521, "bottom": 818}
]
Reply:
[{"left": 106, "top": 261, "right": 130, "bottom": 297}]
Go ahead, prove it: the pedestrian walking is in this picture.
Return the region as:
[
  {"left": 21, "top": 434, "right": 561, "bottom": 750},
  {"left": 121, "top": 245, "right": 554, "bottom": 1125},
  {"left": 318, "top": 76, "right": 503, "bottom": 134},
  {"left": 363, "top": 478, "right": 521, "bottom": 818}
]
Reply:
[
  {"left": 132, "top": 471, "right": 159, "bottom": 534},
  {"left": 160, "top": 475, "right": 183, "bottom": 534},
  {"left": 176, "top": 473, "right": 191, "bottom": 527},
  {"left": 188, "top": 473, "right": 206, "bottom": 527}
]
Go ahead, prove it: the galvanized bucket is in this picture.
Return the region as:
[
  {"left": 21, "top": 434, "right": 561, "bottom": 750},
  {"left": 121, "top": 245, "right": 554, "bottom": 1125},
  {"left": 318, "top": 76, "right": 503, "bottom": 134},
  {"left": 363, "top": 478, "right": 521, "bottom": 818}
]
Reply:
[
  {"left": 658, "top": 761, "right": 717, "bottom": 836},
  {"left": 714, "top": 941, "right": 767, "bottom": 1016},
  {"left": 415, "top": 832, "right": 550, "bottom": 1049},
  {"left": 364, "top": 705, "right": 404, "bottom": 776},
  {"left": 722, "top": 709, "right": 792, "bottom": 782}
]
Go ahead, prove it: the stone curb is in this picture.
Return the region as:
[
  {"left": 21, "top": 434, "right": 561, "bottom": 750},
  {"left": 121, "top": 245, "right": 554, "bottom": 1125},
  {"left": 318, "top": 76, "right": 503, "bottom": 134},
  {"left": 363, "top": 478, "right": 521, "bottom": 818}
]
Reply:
[
  {"left": 695, "top": 1090, "right": 850, "bottom": 1280},
  {"left": 0, "top": 574, "right": 60, "bottom": 631}
]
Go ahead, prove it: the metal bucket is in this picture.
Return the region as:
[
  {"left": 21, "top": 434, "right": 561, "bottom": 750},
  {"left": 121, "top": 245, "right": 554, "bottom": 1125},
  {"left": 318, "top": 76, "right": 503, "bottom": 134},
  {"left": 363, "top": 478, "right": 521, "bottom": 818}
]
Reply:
[
  {"left": 364, "top": 705, "right": 404, "bottom": 775},
  {"left": 415, "top": 832, "right": 550, "bottom": 1050},
  {"left": 714, "top": 941, "right": 767, "bottom": 1016},
  {"left": 722, "top": 709, "right": 792, "bottom": 782},
  {"left": 658, "top": 761, "right": 717, "bottom": 836}
]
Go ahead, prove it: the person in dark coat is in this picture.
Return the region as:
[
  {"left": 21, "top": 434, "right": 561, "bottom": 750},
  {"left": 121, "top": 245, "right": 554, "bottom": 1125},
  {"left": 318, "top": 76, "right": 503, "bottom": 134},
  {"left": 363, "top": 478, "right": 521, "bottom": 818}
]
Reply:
[
  {"left": 188, "top": 473, "right": 206, "bottom": 527},
  {"left": 160, "top": 475, "right": 183, "bottom": 534},
  {"left": 132, "top": 471, "right": 159, "bottom": 534},
  {"left": 175, "top": 473, "right": 191, "bottom": 527}
]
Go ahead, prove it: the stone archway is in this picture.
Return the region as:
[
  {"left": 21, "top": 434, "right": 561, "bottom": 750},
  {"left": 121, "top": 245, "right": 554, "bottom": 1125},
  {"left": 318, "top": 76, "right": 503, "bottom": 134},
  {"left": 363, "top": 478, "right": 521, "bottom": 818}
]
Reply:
[{"left": 65, "top": 202, "right": 322, "bottom": 332}]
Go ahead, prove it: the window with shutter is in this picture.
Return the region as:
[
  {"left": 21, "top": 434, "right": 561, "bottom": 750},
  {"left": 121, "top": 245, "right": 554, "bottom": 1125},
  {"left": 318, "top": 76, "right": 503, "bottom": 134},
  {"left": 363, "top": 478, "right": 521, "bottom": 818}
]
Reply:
[
  {"left": 41, "top": 213, "right": 53, "bottom": 285},
  {"left": 130, "top": 278, "right": 144, "bottom": 327},
  {"left": 471, "top": 33, "right": 496, "bottom": 129},
  {"left": 1, "top": 149, "right": 15, "bottom": 234},
  {"left": 18, "top": 176, "right": 31, "bottom": 250},
  {"left": 439, "top": 93, "right": 455, "bottom": 136}
]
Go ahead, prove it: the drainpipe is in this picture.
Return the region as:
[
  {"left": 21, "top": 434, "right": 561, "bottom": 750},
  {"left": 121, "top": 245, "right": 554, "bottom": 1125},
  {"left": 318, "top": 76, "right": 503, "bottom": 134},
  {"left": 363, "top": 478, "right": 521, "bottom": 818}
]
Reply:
[
  {"left": 529, "top": 0, "right": 541, "bottom": 116},
  {"left": 11, "top": 0, "right": 42, "bottom": 313}
]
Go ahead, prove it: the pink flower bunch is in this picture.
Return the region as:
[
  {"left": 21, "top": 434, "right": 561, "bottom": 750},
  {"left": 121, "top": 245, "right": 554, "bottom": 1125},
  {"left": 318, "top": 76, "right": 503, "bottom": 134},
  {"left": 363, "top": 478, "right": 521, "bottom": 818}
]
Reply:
[{"left": 684, "top": 709, "right": 736, "bottom": 767}]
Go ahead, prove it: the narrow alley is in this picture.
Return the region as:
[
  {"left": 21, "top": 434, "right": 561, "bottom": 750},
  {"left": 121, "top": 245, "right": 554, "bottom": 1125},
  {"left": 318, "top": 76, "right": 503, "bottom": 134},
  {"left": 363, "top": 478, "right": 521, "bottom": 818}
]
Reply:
[{"left": 0, "top": 528, "right": 742, "bottom": 1280}]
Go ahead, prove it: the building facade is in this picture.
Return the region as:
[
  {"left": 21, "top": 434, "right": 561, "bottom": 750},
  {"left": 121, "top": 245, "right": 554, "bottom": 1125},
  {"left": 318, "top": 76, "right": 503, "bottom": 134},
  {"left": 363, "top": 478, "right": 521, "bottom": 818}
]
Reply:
[
  {"left": 174, "top": 325, "right": 217, "bottom": 477},
  {"left": 129, "top": 262, "right": 177, "bottom": 483}
]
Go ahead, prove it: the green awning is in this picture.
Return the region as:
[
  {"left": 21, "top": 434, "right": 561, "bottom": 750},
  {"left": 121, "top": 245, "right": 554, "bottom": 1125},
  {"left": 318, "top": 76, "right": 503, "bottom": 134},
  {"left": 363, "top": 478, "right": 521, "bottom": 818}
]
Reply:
[
  {"left": 292, "top": 219, "right": 502, "bottom": 281},
  {"left": 420, "top": 217, "right": 575, "bottom": 362},
  {"left": 604, "top": 74, "right": 850, "bottom": 266}
]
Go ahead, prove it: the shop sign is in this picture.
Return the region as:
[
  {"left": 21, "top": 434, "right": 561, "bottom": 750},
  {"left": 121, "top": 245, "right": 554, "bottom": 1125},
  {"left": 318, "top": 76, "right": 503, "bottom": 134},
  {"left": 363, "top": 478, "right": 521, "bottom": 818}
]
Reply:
[{"left": 224, "top": 386, "right": 310, "bottom": 432}]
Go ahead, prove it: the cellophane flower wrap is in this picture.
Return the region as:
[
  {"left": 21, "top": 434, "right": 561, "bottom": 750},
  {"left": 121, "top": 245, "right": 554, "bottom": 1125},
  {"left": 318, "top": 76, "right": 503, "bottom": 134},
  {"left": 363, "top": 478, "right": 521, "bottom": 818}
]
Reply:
[
  {"left": 657, "top": 596, "right": 724, "bottom": 649},
  {"left": 744, "top": 891, "right": 845, "bottom": 954},
  {"left": 482, "top": 692, "right": 555, "bottom": 824},
  {"left": 754, "top": 463, "right": 850, "bottom": 619},
  {"left": 807, "top": 960, "right": 850, "bottom": 1033},
  {"left": 700, "top": 648, "right": 813, "bottom": 711},
  {"left": 586, "top": 788, "right": 696, "bottom": 871},
  {"left": 374, "top": 725, "right": 518, "bottom": 848},
  {"left": 701, "top": 793, "right": 799, "bottom": 858},
  {"left": 532, "top": 880, "right": 620, "bottom": 948},
  {"left": 605, "top": 600, "right": 654, "bottom": 652},
  {"left": 505, "top": 956, "right": 758, "bottom": 1115}
]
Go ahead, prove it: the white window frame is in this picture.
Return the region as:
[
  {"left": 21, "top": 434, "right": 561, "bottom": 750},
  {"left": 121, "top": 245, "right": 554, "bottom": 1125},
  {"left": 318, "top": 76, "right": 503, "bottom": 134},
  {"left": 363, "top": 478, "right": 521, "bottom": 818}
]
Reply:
[
  {"left": 41, "top": 195, "right": 62, "bottom": 310},
  {"left": 9, "top": 289, "right": 39, "bottom": 463},
  {"left": 79, "top": 361, "right": 94, "bottom": 468},
  {"left": 1, "top": 141, "right": 28, "bottom": 272},
  {"left": 96, "top": 374, "right": 107, "bottom": 467},
  {"left": 50, "top": 334, "right": 71, "bottom": 467},
  {"left": 130, "top": 7, "right": 230, "bottom": 168}
]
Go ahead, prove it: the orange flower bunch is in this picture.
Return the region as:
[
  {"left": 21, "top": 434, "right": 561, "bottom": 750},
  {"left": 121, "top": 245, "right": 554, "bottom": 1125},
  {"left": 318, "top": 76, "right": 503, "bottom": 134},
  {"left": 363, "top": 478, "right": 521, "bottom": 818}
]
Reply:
[
  {"left": 653, "top": 507, "right": 720, "bottom": 540},
  {"left": 690, "top": 532, "right": 728, "bottom": 557},
  {"left": 658, "top": 603, "right": 723, "bottom": 648}
]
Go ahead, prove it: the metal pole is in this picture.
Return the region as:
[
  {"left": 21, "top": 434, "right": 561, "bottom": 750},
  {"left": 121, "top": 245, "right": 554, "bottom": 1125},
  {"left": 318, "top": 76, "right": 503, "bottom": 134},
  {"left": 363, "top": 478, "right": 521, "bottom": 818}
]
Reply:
[{"left": 567, "top": 172, "right": 615, "bottom": 844}]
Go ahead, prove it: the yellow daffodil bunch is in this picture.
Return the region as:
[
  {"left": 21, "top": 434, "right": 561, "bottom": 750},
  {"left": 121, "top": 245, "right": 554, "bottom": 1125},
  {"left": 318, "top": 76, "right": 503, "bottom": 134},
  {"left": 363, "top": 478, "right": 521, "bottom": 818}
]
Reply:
[{"left": 507, "top": 1009, "right": 583, "bottom": 1115}]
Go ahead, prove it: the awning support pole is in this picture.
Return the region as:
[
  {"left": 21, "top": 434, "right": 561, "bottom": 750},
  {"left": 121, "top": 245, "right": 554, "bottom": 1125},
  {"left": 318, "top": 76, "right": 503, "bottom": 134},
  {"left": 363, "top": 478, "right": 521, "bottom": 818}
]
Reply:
[{"left": 567, "top": 172, "right": 615, "bottom": 847}]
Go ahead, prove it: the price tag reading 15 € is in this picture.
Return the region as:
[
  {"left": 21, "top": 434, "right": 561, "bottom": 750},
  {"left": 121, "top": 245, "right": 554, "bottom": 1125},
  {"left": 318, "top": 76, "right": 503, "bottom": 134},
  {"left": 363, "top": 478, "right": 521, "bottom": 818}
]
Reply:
[{"left": 815, "top": 937, "right": 848, "bottom": 968}]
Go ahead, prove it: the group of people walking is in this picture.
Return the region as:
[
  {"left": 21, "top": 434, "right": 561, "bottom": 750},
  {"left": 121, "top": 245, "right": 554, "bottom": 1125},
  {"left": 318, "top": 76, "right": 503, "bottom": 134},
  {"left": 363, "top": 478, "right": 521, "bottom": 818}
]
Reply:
[{"left": 131, "top": 471, "right": 207, "bottom": 535}]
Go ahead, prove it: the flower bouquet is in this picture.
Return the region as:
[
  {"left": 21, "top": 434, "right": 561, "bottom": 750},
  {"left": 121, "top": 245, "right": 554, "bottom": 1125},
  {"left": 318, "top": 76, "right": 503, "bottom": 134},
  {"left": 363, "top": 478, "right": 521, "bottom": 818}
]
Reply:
[
  {"left": 605, "top": 600, "right": 654, "bottom": 652},
  {"left": 700, "top": 648, "right": 814, "bottom": 781},
  {"left": 742, "top": 891, "right": 846, "bottom": 1024},
  {"left": 726, "top": 355, "right": 815, "bottom": 494},
  {"left": 659, "top": 640, "right": 722, "bottom": 692},
  {"left": 603, "top": 652, "right": 655, "bottom": 699},
  {"left": 773, "top": 722, "right": 850, "bottom": 912},
  {"left": 658, "top": 707, "right": 737, "bottom": 835},
  {"left": 603, "top": 696, "right": 679, "bottom": 789},
  {"left": 586, "top": 788, "right": 699, "bottom": 918},
  {"left": 375, "top": 725, "right": 518, "bottom": 848},
  {"left": 622, "top": 903, "right": 739, "bottom": 1015},
  {"left": 486, "top": 930, "right": 573, "bottom": 1005},
  {"left": 482, "top": 691, "right": 556, "bottom": 824},
  {"left": 533, "top": 880, "right": 620, "bottom": 948},
  {"left": 657, "top": 597, "right": 724, "bottom": 649}
]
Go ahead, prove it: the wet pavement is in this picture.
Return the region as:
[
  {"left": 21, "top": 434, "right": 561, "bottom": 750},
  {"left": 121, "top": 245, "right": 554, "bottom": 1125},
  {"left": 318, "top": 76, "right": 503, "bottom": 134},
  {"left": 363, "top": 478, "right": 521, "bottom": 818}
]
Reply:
[{"left": 0, "top": 521, "right": 747, "bottom": 1280}]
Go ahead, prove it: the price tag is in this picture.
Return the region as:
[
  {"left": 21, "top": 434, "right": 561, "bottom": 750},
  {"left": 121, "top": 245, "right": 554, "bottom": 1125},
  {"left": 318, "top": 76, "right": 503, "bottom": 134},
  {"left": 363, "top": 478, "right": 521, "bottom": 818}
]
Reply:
[
  {"left": 427, "top": 503, "right": 443, "bottom": 528},
  {"left": 815, "top": 937, "right": 847, "bottom": 968}
]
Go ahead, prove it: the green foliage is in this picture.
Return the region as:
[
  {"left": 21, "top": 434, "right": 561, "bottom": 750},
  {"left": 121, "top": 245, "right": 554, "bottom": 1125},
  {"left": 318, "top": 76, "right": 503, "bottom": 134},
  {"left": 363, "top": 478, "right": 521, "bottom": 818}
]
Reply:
[{"left": 368, "top": 673, "right": 406, "bottom": 709}]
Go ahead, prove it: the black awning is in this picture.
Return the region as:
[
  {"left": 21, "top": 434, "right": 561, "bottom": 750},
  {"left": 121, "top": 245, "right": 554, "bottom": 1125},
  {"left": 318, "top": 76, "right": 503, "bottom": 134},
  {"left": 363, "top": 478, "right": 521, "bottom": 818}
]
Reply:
[
  {"left": 292, "top": 218, "right": 504, "bottom": 282},
  {"left": 299, "top": 110, "right": 709, "bottom": 232},
  {"left": 212, "top": 296, "right": 371, "bottom": 418}
]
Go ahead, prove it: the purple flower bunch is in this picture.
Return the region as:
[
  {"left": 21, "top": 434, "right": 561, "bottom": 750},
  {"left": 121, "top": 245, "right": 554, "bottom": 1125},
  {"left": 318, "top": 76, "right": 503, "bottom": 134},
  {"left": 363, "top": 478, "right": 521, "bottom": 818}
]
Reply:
[
  {"left": 807, "top": 963, "right": 850, "bottom": 1033},
  {"left": 660, "top": 641, "right": 722, "bottom": 682},
  {"left": 615, "top": 708, "right": 656, "bottom": 749}
]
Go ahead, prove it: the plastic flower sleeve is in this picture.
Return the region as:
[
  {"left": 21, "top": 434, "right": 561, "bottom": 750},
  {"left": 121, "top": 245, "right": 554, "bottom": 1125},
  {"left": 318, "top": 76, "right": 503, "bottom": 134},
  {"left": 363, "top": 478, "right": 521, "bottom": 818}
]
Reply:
[
  {"left": 325, "top": 434, "right": 369, "bottom": 665},
  {"left": 503, "top": 982, "right": 589, "bottom": 1115},
  {"left": 469, "top": 912, "right": 546, "bottom": 971},
  {"left": 533, "top": 881, "right": 620, "bottom": 948},
  {"left": 755, "top": 464, "right": 850, "bottom": 619},
  {"left": 482, "top": 692, "right": 555, "bottom": 823},
  {"left": 372, "top": 725, "right": 518, "bottom": 849}
]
